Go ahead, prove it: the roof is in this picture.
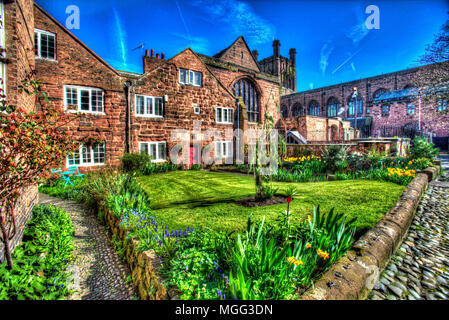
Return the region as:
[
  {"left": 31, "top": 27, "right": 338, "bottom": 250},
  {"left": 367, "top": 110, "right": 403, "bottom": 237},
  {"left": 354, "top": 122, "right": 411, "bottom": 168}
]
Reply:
[
  {"left": 287, "top": 131, "right": 307, "bottom": 144},
  {"left": 213, "top": 36, "right": 260, "bottom": 71},
  {"left": 34, "top": 3, "right": 120, "bottom": 76},
  {"left": 198, "top": 53, "right": 280, "bottom": 85},
  {"left": 374, "top": 88, "right": 417, "bottom": 103}
]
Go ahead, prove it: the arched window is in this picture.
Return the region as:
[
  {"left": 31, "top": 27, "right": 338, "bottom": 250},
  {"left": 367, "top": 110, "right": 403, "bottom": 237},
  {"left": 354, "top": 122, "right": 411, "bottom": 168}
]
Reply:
[
  {"left": 281, "top": 105, "right": 289, "bottom": 118},
  {"left": 327, "top": 97, "right": 340, "bottom": 118},
  {"left": 373, "top": 88, "right": 388, "bottom": 100},
  {"left": 348, "top": 97, "right": 363, "bottom": 117},
  {"left": 308, "top": 101, "right": 320, "bottom": 116},
  {"left": 233, "top": 79, "right": 259, "bottom": 123},
  {"left": 292, "top": 103, "right": 303, "bottom": 117}
]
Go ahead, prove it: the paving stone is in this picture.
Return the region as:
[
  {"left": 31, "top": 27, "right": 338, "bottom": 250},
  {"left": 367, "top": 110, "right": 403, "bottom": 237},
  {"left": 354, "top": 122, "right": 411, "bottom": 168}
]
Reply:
[
  {"left": 39, "top": 193, "right": 136, "bottom": 300},
  {"left": 368, "top": 162, "right": 449, "bottom": 301}
]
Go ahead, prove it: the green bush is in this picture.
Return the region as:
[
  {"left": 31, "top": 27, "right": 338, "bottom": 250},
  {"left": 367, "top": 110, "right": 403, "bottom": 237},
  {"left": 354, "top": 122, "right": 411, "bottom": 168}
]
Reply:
[
  {"left": 409, "top": 137, "right": 439, "bottom": 160},
  {"left": 121, "top": 153, "right": 152, "bottom": 172},
  {"left": 322, "top": 145, "right": 349, "bottom": 173},
  {"left": 0, "top": 205, "right": 74, "bottom": 300}
]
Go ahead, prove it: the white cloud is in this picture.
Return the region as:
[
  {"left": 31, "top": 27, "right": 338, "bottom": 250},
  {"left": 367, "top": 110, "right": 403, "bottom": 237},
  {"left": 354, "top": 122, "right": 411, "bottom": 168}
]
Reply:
[
  {"left": 113, "top": 9, "right": 128, "bottom": 69},
  {"left": 172, "top": 32, "right": 210, "bottom": 53},
  {"left": 346, "top": 22, "right": 370, "bottom": 45},
  {"left": 320, "top": 40, "right": 334, "bottom": 75},
  {"left": 309, "top": 83, "right": 314, "bottom": 89},
  {"left": 351, "top": 62, "right": 356, "bottom": 72},
  {"left": 192, "top": 0, "right": 276, "bottom": 45}
]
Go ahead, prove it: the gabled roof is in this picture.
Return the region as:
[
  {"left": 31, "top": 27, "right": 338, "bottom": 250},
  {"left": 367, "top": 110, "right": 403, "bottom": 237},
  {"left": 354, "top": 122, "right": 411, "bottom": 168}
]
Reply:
[
  {"left": 213, "top": 36, "right": 260, "bottom": 72},
  {"left": 137, "top": 47, "right": 237, "bottom": 101},
  {"left": 34, "top": 3, "right": 120, "bottom": 76}
]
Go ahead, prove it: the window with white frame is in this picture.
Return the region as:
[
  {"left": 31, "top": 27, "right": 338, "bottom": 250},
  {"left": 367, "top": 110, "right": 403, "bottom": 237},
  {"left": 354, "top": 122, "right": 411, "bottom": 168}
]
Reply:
[
  {"left": 34, "top": 29, "right": 56, "bottom": 60},
  {"left": 216, "top": 141, "right": 233, "bottom": 158},
  {"left": 216, "top": 107, "right": 234, "bottom": 124},
  {"left": 68, "top": 143, "right": 105, "bottom": 166},
  {"left": 179, "top": 68, "right": 202, "bottom": 87},
  {"left": 139, "top": 142, "right": 167, "bottom": 162},
  {"left": 64, "top": 86, "right": 104, "bottom": 113},
  {"left": 407, "top": 103, "right": 415, "bottom": 115},
  {"left": 136, "top": 95, "right": 164, "bottom": 117}
]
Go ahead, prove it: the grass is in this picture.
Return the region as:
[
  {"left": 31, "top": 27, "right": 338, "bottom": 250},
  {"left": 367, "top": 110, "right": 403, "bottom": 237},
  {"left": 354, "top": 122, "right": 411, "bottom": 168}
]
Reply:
[{"left": 137, "top": 171, "right": 405, "bottom": 235}]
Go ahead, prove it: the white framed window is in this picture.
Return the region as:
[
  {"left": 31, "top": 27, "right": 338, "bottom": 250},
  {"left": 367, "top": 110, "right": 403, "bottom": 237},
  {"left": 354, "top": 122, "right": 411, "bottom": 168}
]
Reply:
[
  {"left": 216, "top": 107, "right": 234, "bottom": 124},
  {"left": 34, "top": 28, "right": 56, "bottom": 60},
  {"left": 407, "top": 103, "right": 415, "bottom": 115},
  {"left": 64, "top": 85, "right": 104, "bottom": 114},
  {"left": 136, "top": 95, "right": 164, "bottom": 118},
  {"left": 216, "top": 141, "right": 233, "bottom": 159},
  {"left": 68, "top": 143, "right": 105, "bottom": 167},
  {"left": 139, "top": 142, "right": 167, "bottom": 162},
  {"left": 179, "top": 68, "right": 202, "bottom": 87}
]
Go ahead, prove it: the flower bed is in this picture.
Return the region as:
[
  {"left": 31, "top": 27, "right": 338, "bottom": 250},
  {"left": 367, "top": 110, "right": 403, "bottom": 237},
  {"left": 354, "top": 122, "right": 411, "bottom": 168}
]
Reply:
[{"left": 0, "top": 205, "right": 74, "bottom": 300}]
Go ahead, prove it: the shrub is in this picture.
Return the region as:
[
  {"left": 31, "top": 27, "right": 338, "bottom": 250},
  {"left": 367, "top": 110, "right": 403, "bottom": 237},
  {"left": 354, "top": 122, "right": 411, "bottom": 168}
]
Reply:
[
  {"left": 0, "top": 205, "right": 74, "bottom": 300},
  {"left": 322, "top": 145, "right": 349, "bottom": 173},
  {"left": 409, "top": 137, "right": 439, "bottom": 160},
  {"left": 121, "top": 153, "right": 151, "bottom": 172}
]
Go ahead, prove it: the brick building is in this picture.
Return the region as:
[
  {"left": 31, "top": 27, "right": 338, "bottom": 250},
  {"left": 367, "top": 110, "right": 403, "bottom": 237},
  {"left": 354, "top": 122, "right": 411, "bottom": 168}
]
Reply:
[
  {"left": 281, "top": 66, "right": 449, "bottom": 150},
  {"left": 1, "top": 0, "right": 39, "bottom": 262},
  {"left": 28, "top": 3, "right": 291, "bottom": 170}
]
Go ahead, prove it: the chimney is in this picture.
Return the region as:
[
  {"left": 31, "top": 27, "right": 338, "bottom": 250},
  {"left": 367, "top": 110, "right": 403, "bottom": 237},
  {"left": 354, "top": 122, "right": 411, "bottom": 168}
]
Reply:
[
  {"left": 252, "top": 50, "right": 259, "bottom": 62},
  {"left": 161, "top": 52, "right": 165, "bottom": 60},
  {"left": 289, "top": 48, "right": 297, "bottom": 66},
  {"left": 273, "top": 40, "right": 280, "bottom": 58},
  {"left": 143, "top": 49, "right": 165, "bottom": 73}
]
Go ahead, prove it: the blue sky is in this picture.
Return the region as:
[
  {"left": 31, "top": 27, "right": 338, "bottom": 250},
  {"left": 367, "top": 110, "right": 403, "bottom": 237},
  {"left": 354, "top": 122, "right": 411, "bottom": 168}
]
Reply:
[{"left": 36, "top": 0, "right": 449, "bottom": 92}]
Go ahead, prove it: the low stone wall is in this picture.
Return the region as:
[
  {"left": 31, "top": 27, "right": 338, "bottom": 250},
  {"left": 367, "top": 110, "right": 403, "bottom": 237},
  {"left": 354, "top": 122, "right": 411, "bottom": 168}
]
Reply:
[
  {"left": 300, "top": 166, "right": 440, "bottom": 300},
  {"left": 0, "top": 185, "right": 39, "bottom": 263},
  {"left": 102, "top": 206, "right": 177, "bottom": 300}
]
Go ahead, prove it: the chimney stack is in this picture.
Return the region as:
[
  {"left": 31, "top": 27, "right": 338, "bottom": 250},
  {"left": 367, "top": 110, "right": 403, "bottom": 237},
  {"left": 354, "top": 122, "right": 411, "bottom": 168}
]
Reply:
[
  {"left": 252, "top": 50, "right": 259, "bottom": 62},
  {"left": 143, "top": 48, "right": 165, "bottom": 73},
  {"left": 273, "top": 40, "right": 281, "bottom": 58},
  {"left": 289, "top": 48, "right": 297, "bottom": 66}
]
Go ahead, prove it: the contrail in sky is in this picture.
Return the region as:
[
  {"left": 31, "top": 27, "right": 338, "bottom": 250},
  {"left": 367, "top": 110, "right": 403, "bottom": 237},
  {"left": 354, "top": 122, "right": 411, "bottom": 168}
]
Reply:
[
  {"left": 175, "top": 0, "right": 192, "bottom": 46},
  {"left": 332, "top": 47, "right": 363, "bottom": 74},
  {"left": 113, "top": 8, "right": 127, "bottom": 69}
]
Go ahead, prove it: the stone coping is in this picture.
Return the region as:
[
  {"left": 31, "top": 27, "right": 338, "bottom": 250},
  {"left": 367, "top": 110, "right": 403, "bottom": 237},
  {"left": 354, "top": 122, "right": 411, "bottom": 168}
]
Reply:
[{"left": 300, "top": 166, "right": 441, "bottom": 300}]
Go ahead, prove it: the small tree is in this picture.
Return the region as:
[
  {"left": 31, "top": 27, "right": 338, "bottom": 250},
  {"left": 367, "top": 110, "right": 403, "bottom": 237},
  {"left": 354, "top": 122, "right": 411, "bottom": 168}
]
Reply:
[
  {"left": 0, "top": 72, "right": 78, "bottom": 268},
  {"left": 414, "top": 13, "right": 449, "bottom": 107}
]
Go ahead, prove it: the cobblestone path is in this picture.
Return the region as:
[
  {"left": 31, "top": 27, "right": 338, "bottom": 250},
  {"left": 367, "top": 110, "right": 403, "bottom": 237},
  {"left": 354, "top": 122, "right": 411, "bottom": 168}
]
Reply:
[
  {"left": 369, "top": 156, "right": 449, "bottom": 300},
  {"left": 39, "top": 193, "right": 136, "bottom": 300}
]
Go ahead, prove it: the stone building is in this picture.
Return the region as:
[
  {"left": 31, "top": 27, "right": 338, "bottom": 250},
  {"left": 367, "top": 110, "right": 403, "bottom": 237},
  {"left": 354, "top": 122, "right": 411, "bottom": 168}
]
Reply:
[
  {"left": 1, "top": 0, "right": 39, "bottom": 263},
  {"left": 281, "top": 66, "right": 449, "bottom": 150}
]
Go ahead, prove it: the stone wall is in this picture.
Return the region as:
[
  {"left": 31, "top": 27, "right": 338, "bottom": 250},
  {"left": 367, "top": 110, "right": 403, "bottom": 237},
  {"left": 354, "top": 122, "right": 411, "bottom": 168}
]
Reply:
[
  {"left": 1, "top": 0, "right": 38, "bottom": 262},
  {"left": 281, "top": 65, "right": 449, "bottom": 139},
  {"left": 102, "top": 206, "right": 174, "bottom": 300},
  {"left": 0, "top": 185, "right": 39, "bottom": 263},
  {"left": 300, "top": 166, "right": 440, "bottom": 300},
  {"left": 33, "top": 4, "right": 127, "bottom": 170}
]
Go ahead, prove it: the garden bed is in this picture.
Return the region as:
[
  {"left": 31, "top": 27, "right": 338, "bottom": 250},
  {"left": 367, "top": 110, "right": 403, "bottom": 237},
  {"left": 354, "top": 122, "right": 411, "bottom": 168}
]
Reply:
[{"left": 0, "top": 205, "right": 74, "bottom": 300}]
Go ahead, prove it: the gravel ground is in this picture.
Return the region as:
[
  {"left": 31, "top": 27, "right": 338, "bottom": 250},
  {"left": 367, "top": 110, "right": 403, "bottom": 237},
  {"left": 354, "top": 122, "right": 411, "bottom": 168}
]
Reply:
[
  {"left": 38, "top": 193, "right": 136, "bottom": 300},
  {"left": 368, "top": 156, "right": 449, "bottom": 300}
]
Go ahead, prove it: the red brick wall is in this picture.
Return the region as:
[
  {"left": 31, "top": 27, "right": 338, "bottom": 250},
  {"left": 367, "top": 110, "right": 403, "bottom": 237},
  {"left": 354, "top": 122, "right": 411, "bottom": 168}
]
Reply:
[
  {"left": 33, "top": 5, "right": 126, "bottom": 169},
  {"left": 281, "top": 67, "right": 449, "bottom": 138},
  {"left": 1, "top": 0, "right": 38, "bottom": 263},
  {"left": 4, "top": 0, "right": 35, "bottom": 111}
]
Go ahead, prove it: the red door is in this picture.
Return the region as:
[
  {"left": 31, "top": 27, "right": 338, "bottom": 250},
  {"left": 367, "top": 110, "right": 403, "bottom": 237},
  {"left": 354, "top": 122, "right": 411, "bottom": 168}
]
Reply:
[{"left": 190, "top": 147, "right": 195, "bottom": 166}]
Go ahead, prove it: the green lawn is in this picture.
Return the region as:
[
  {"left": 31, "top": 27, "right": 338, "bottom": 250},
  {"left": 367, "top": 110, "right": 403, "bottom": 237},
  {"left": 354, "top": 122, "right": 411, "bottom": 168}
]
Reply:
[{"left": 137, "top": 171, "right": 405, "bottom": 235}]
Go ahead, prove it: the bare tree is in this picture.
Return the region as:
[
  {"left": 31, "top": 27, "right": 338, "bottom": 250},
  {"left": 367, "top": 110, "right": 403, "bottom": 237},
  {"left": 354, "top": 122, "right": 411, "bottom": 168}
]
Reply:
[{"left": 414, "top": 14, "right": 449, "bottom": 107}]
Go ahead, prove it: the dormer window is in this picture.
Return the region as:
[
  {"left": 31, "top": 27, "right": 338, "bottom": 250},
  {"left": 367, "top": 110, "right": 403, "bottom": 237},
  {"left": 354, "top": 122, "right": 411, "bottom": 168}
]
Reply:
[{"left": 35, "top": 29, "right": 56, "bottom": 60}]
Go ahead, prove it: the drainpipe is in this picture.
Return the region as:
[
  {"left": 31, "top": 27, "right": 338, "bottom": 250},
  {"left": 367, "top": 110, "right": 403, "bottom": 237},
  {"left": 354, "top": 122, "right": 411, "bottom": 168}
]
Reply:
[
  {"left": 236, "top": 98, "right": 240, "bottom": 162},
  {"left": 124, "top": 81, "right": 133, "bottom": 153}
]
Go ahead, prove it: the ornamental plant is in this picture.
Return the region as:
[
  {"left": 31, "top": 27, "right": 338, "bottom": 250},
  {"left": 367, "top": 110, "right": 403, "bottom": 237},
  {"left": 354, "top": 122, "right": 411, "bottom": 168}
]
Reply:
[
  {"left": 0, "top": 72, "right": 77, "bottom": 268},
  {"left": 409, "top": 137, "right": 439, "bottom": 160}
]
